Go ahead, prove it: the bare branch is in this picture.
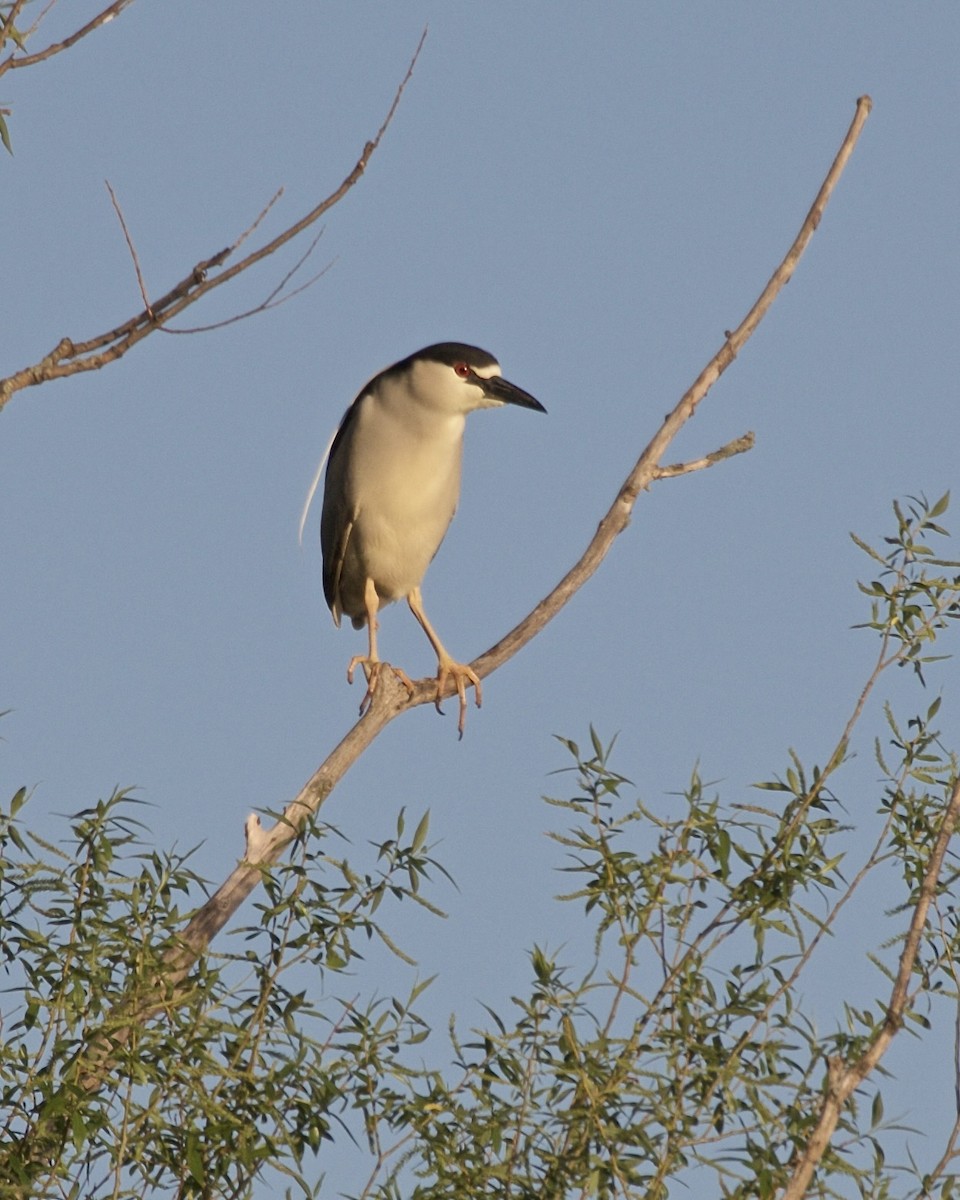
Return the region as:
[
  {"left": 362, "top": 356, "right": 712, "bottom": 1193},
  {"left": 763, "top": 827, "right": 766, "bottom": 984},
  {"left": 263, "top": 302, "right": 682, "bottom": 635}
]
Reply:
[
  {"left": 653, "top": 431, "right": 755, "bottom": 479},
  {"left": 916, "top": 918, "right": 960, "bottom": 1197},
  {"left": 165, "top": 232, "right": 333, "bottom": 335},
  {"left": 169, "top": 96, "right": 872, "bottom": 966},
  {"left": 228, "top": 184, "right": 286, "bottom": 253},
  {"left": 0, "top": 26, "right": 428, "bottom": 411},
  {"left": 105, "top": 178, "right": 325, "bottom": 336},
  {"left": 465, "top": 95, "right": 872, "bottom": 685},
  {"left": 105, "top": 179, "right": 294, "bottom": 328},
  {"left": 15, "top": 0, "right": 56, "bottom": 43},
  {"left": 105, "top": 179, "right": 152, "bottom": 316},
  {"left": 0, "top": 0, "right": 133, "bottom": 76},
  {"left": 0, "top": 0, "right": 30, "bottom": 53}
]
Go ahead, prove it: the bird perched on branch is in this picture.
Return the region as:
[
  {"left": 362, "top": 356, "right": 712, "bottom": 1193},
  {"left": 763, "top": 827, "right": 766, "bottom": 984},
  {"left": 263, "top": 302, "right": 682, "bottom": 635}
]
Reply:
[{"left": 301, "top": 342, "right": 545, "bottom": 735}]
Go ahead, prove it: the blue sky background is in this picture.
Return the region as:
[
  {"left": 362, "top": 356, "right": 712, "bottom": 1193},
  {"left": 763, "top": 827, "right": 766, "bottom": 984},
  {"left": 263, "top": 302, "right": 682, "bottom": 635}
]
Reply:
[{"left": 3, "top": 2, "right": 960, "bottom": 1192}]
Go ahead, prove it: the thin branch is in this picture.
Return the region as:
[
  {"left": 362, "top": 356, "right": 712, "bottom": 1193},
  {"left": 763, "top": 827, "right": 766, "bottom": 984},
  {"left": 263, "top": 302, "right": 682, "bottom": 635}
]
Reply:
[
  {"left": 106, "top": 177, "right": 327, "bottom": 336},
  {"left": 690, "top": 784, "right": 901, "bottom": 1131},
  {"left": 920, "top": 1117, "right": 960, "bottom": 1200},
  {"left": 165, "top": 232, "right": 333, "bottom": 335},
  {"left": 0, "top": 0, "right": 29, "bottom": 52},
  {"left": 653, "top": 431, "right": 755, "bottom": 479},
  {"left": 466, "top": 95, "right": 872, "bottom": 688},
  {"left": 105, "top": 179, "right": 152, "bottom": 316},
  {"left": 0, "top": 26, "right": 428, "bottom": 411},
  {"left": 182, "top": 96, "right": 872, "bottom": 951},
  {"left": 916, "top": 915, "right": 960, "bottom": 1197},
  {"left": 781, "top": 775, "right": 960, "bottom": 1200},
  {"left": 16, "top": 0, "right": 57, "bottom": 45},
  {"left": 0, "top": 0, "right": 133, "bottom": 77},
  {"left": 228, "top": 184, "right": 285, "bottom": 253}
]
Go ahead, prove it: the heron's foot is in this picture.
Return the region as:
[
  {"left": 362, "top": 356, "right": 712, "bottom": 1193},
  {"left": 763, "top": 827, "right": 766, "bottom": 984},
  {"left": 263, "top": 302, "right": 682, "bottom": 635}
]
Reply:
[
  {"left": 434, "top": 658, "right": 482, "bottom": 738},
  {"left": 347, "top": 656, "right": 414, "bottom": 715}
]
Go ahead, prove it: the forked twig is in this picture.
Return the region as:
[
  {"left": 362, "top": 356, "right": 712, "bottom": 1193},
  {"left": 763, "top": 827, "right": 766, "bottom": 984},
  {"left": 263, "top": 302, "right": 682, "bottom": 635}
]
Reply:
[
  {"left": 105, "top": 179, "right": 327, "bottom": 336},
  {"left": 166, "top": 233, "right": 333, "bottom": 335},
  {"left": 0, "top": 0, "right": 132, "bottom": 77},
  {"left": 0, "top": 27, "right": 428, "bottom": 411},
  {"left": 105, "top": 179, "right": 152, "bottom": 316},
  {"left": 653, "top": 432, "right": 756, "bottom": 479}
]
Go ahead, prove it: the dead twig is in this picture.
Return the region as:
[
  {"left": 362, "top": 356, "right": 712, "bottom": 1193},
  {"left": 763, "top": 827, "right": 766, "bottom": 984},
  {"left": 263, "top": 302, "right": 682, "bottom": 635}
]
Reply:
[
  {"left": 164, "top": 232, "right": 333, "bottom": 335},
  {"left": 0, "top": 0, "right": 32, "bottom": 55},
  {"left": 105, "top": 179, "right": 152, "bottom": 317},
  {"left": 0, "top": 0, "right": 132, "bottom": 77},
  {"left": 0, "top": 26, "right": 428, "bottom": 412},
  {"left": 104, "top": 180, "right": 324, "bottom": 336},
  {"left": 653, "top": 432, "right": 756, "bottom": 479}
]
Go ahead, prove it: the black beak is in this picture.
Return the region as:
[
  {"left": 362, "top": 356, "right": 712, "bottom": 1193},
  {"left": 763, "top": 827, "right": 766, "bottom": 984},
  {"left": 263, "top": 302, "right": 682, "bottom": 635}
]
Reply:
[{"left": 482, "top": 374, "right": 547, "bottom": 413}]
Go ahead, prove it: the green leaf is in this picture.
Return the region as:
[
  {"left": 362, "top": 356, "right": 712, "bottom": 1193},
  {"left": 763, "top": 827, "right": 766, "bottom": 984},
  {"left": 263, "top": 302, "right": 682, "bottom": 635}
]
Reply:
[
  {"left": 531, "top": 944, "right": 552, "bottom": 984},
  {"left": 590, "top": 724, "right": 605, "bottom": 761},
  {"left": 412, "top": 810, "right": 430, "bottom": 853},
  {"left": 186, "top": 1132, "right": 206, "bottom": 1184},
  {"left": 22, "top": 994, "right": 40, "bottom": 1031},
  {"left": 929, "top": 490, "right": 951, "bottom": 519},
  {"left": 409, "top": 974, "right": 436, "bottom": 1003},
  {"left": 0, "top": 111, "right": 11, "bottom": 156},
  {"left": 850, "top": 530, "right": 886, "bottom": 565},
  {"left": 0, "top": 15, "right": 26, "bottom": 52},
  {"left": 70, "top": 1109, "right": 88, "bottom": 1153}
]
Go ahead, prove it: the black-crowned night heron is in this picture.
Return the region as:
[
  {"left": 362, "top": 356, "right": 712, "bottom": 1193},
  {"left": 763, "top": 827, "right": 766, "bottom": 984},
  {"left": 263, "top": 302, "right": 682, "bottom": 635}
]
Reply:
[{"left": 303, "top": 342, "right": 545, "bottom": 734}]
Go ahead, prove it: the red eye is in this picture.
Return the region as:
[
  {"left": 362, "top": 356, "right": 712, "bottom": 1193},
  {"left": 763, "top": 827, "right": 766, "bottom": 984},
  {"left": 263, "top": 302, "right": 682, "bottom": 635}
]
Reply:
[{"left": 454, "top": 362, "right": 471, "bottom": 378}]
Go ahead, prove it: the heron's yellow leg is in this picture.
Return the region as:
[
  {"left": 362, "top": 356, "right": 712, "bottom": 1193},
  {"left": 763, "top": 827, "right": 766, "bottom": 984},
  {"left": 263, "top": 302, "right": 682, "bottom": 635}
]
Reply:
[
  {"left": 347, "top": 578, "right": 413, "bottom": 715},
  {"left": 408, "top": 586, "right": 481, "bottom": 737}
]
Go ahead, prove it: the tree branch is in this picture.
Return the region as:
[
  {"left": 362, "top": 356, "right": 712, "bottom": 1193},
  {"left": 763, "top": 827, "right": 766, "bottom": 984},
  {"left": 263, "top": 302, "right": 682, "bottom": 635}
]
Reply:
[
  {"left": 176, "top": 95, "right": 873, "bottom": 960},
  {"left": 781, "top": 774, "right": 960, "bottom": 1200},
  {"left": 653, "top": 431, "right": 756, "bottom": 479},
  {"left": 103, "top": 179, "right": 331, "bottom": 335},
  {"left": 0, "top": 26, "right": 427, "bottom": 411},
  {"left": 466, "top": 95, "right": 872, "bottom": 682},
  {"left": 0, "top": 0, "right": 30, "bottom": 55},
  {"left": 104, "top": 179, "right": 152, "bottom": 314},
  {"left": 0, "top": 0, "right": 133, "bottom": 77}
]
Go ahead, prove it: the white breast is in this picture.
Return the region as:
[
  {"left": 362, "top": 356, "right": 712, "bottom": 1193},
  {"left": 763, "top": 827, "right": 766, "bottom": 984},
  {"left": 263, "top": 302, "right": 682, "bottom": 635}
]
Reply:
[{"left": 340, "top": 384, "right": 466, "bottom": 604}]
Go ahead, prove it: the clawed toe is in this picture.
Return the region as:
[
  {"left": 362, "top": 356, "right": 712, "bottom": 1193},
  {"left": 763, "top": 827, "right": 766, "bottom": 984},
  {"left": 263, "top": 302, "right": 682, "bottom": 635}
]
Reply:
[
  {"left": 347, "top": 656, "right": 414, "bottom": 716},
  {"left": 435, "top": 659, "right": 482, "bottom": 738}
]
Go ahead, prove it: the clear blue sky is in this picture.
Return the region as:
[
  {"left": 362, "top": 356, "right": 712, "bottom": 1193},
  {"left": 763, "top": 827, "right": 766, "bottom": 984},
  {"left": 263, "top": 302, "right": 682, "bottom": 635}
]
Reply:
[{"left": 3, "top": 2, "right": 960, "bottom": 1191}]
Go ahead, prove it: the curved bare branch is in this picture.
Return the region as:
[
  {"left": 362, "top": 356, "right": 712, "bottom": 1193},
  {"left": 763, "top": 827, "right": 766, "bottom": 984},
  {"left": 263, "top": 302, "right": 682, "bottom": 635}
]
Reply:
[
  {"left": 177, "top": 94, "right": 874, "bottom": 960},
  {"left": 0, "top": 27, "right": 427, "bottom": 411},
  {"left": 0, "top": 1, "right": 135, "bottom": 77}
]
